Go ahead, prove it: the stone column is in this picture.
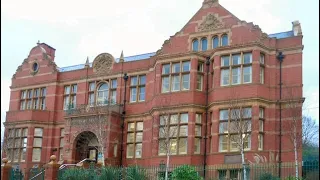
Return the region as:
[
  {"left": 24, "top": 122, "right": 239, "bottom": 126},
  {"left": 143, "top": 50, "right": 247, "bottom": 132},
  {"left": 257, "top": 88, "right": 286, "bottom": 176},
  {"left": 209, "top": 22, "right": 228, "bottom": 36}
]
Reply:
[
  {"left": 1, "top": 158, "right": 12, "bottom": 180},
  {"left": 44, "top": 155, "right": 60, "bottom": 180}
]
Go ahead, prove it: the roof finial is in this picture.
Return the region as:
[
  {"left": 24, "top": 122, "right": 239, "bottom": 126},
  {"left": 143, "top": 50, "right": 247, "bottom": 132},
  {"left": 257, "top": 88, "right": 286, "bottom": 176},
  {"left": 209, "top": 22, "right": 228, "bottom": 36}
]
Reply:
[
  {"left": 85, "top": 56, "right": 90, "bottom": 68},
  {"left": 119, "top": 50, "right": 124, "bottom": 63},
  {"left": 37, "top": 40, "right": 40, "bottom": 45}
]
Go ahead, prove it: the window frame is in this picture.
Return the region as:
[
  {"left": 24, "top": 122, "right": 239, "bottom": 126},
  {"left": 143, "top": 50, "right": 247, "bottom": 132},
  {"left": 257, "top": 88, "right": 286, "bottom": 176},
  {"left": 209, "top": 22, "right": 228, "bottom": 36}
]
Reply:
[
  {"left": 130, "top": 75, "right": 146, "bottom": 103},
  {"left": 87, "top": 79, "right": 118, "bottom": 106},
  {"left": 20, "top": 87, "right": 46, "bottom": 110},
  {"left": 194, "top": 113, "right": 202, "bottom": 154},
  {"left": 126, "top": 121, "right": 143, "bottom": 158},
  {"left": 63, "top": 84, "right": 77, "bottom": 110},
  {"left": 192, "top": 39, "right": 199, "bottom": 52},
  {"left": 161, "top": 61, "right": 191, "bottom": 93},
  {"left": 258, "top": 107, "right": 265, "bottom": 150},
  {"left": 6, "top": 127, "right": 28, "bottom": 163},
  {"left": 32, "top": 127, "right": 43, "bottom": 162}
]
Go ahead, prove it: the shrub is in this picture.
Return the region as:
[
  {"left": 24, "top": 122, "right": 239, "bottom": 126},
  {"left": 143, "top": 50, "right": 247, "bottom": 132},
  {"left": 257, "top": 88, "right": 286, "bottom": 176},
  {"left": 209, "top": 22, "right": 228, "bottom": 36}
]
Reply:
[
  {"left": 60, "top": 167, "right": 97, "bottom": 180},
  {"left": 126, "top": 165, "right": 147, "bottom": 180},
  {"left": 99, "top": 166, "right": 121, "bottom": 180},
  {"left": 284, "top": 176, "right": 304, "bottom": 180},
  {"left": 259, "top": 172, "right": 280, "bottom": 180},
  {"left": 171, "top": 165, "right": 203, "bottom": 180}
]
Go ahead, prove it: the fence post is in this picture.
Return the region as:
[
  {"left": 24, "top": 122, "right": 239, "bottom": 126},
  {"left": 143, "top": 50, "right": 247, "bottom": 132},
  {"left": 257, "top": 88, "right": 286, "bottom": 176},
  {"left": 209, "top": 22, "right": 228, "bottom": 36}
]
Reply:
[
  {"left": 1, "top": 158, "right": 12, "bottom": 180},
  {"left": 45, "top": 155, "right": 60, "bottom": 180}
]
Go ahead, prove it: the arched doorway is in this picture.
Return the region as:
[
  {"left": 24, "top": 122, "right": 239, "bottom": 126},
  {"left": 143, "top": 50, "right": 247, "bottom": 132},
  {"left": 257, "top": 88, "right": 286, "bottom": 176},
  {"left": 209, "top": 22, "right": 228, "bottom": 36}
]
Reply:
[{"left": 73, "top": 131, "right": 99, "bottom": 163}]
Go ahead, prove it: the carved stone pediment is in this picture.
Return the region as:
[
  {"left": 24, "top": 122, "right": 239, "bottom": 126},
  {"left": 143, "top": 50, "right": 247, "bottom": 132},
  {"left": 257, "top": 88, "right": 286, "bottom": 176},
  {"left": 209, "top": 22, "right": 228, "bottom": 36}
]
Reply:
[
  {"left": 198, "top": 14, "right": 224, "bottom": 32},
  {"left": 92, "top": 53, "right": 114, "bottom": 74}
]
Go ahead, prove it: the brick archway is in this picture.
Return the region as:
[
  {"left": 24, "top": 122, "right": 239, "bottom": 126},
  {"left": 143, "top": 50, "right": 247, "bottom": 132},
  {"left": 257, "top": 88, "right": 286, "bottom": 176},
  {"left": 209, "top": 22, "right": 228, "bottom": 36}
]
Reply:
[{"left": 72, "top": 131, "right": 99, "bottom": 163}]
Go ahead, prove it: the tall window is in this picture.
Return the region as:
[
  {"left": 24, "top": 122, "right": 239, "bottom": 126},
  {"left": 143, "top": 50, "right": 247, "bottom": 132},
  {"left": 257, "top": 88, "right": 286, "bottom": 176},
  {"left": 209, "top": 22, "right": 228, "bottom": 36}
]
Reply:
[
  {"left": 201, "top": 38, "right": 208, "bottom": 51},
  {"left": 59, "top": 128, "right": 65, "bottom": 161},
  {"left": 259, "top": 107, "right": 264, "bottom": 150},
  {"left": 212, "top": 36, "right": 219, "bottom": 48},
  {"left": 159, "top": 113, "right": 188, "bottom": 155},
  {"left": 162, "top": 61, "right": 190, "bottom": 93},
  {"left": 192, "top": 39, "right": 199, "bottom": 51},
  {"left": 221, "top": 34, "right": 228, "bottom": 46},
  {"left": 130, "top": 75, "right": 146, "bottom": 102},
  {"left": 260, "top": 53, "right": 265, "bottom": 84},
  {"left": 32, "top": 128, "right": 43, "bottom": 162},
  {"left": 87, "top": 79, "right": 117, "bottom": 106},
  {"left": 197, "top": 62, "right": 204, "bottom": 91},
  {"left": 63, "top": 84, "right": 77, "bottom": 110},
  {"left": 219, "top": 108, "right": 252, "bottom": 152},
  {"left": 194, "top": 114, "right": 202, "bottom": 154},
  {"left": 20, "top": 88, "right": 46, "bottom": 110},
  {"left": 127, "top": 122, "right": 143, "bottom": 158},
  {"left": 6, "top": 128, "right": 28, "bottom": 162},
  {"left": 220, "top": 52, "right": 252, "bottom": 86}
]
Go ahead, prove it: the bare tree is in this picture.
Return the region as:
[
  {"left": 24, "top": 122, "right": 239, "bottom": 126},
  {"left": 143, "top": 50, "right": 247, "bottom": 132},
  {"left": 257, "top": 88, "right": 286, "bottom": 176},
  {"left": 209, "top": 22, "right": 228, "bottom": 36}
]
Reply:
[
  {"left": 282, "top": 87, "right": 304, "bottom": 179},
  {"left": 227, "top": 94, "right": 252, "bottom": 180},
  {"left": 1, "top": 124, "right": 16, "bottom": 162},
  {"left": 153, "top": 97, "right": 177, "bottom": 180},
  {"left": 66, "top": 104, "right": 110, "bottom": 166},
  {"left": 302, "top": 116, "right": 319, "bottom": 147}
]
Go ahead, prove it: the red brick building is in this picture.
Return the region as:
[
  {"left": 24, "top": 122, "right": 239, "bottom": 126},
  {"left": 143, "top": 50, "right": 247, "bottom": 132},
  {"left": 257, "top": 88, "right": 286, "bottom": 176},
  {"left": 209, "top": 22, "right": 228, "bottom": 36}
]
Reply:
[{"left": 3, "top": 0, "right": 303, "bottom": 176}]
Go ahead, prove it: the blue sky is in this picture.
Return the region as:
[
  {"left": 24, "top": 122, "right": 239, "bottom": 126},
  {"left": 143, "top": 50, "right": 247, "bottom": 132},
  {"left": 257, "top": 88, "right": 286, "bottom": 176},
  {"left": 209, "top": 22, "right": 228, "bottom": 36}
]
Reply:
[{"left": 1, "top": 0, "right": 319, "bottom": 138}]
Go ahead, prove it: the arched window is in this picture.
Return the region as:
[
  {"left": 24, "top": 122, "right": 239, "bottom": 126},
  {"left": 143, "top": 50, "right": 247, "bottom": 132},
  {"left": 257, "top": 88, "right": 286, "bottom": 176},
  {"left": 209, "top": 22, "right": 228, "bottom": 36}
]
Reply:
[
  {"left": 212, "top": 36, "right": 219, "bottom": 48},
  {"left": 192, "top": 39, "right": 199, "bottom": 51},
  {"left": 97, "top": 82, "right": 109, "bottom": 105},
  {"left": 201, "top": 38, "right": 208, "bottom": 51},
  {"left": 221, "top": 34, "right": 228, "bottom": 46}
]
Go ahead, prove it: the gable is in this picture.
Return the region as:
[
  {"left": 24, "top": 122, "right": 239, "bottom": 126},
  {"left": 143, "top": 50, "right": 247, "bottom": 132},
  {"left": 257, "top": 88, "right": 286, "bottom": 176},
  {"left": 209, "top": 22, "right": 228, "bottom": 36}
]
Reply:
[{"left": 158, "top": 0, "right": 268, "bottom": 55}]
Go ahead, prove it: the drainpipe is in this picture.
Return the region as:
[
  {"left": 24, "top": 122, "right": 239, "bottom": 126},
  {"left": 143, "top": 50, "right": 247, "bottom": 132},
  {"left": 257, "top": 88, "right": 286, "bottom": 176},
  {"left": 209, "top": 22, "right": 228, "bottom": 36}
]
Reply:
[
  {"left": 203, "top": 56, "right": 210, "bottom": 179},
  {"left": 276, "top": 51, "right": 285, "bottom": 178},
  {"left": 120, "top": 73, "right": 128, "bottom": 166}
]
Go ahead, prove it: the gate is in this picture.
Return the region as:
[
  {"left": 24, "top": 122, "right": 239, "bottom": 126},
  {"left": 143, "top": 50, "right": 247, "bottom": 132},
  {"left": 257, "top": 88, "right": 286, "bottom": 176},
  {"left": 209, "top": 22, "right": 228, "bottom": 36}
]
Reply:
[
  {"left": 9, "top": 167, "right": 24, "bottom": 180},
  {"left": 29, "top": 167, "right": 45, "bottom": 180}
]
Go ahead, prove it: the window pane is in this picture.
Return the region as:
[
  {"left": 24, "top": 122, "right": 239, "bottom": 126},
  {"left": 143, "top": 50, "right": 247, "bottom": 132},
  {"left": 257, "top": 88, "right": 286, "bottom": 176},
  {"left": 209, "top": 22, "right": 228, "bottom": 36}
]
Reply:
[
  {"left": 139, "top": 76, "right": 146, "bottom": 85},
  {"left": 197, "top": 75, "right": 203, "bottom": 90},
  {"left": 178, "top": 138, "right": 187, "bottom": 154},
  {"left": 71, "top": 85, "right": 77, "bottom": 93},
  {"left": 41, "top": 88, "right": 46, "bottom": 96},
  {"left": 179, "top": 125, "right": 188, "bottom": 136},
  {"left": 23, "top": 138, "right": 27, "bottom": 147},
  {"left": 128, "top": 123, "right": 135, "bottom": 131},
  {"left": 60, "top": 138, "right": 64, "bottom": 147},
  {"left": 172, "top": 63, "right": 180, "bottom": 73},
  {"left": 15, "top": 139, "right": 21, "bottom": 148},
  {"left": 162, "top": 77, "right": 170, "bottom": 93},
  {"left": 197, "top": 62, "right": 204, "bottom": 72},
  {"left": 160, "top": 116, "right": 168, "bottom": 126},
  {"left": 70, "top": 95, "right": 76, "bottom": 108},
  {"left": 40, "top": 98, "right": 46, "bottom": 110},
  {"left": 64, "top": 86, "right": 70, "bottom": 94},
  {"left": 23, "top": 128, "right": 28, "bottom": 136},
  {"left": 159, "top": 140, "right": 166, "bottom": 155},
  {"left": 28, "top": 90, "right": 33, "bottom": 98},
  {"left": 34, "top": 89, "right": 39, "bottom": 97},
  {"left": 243, "top": 108, "right": 252, "bottom": 118},
  {"left": 127, "top": 133, "right": 134, "bottom": 143},
  {"left": 221, "top": 56, "right": 230, "bottom": 67},
  {"left": 260, "top": 67, "right": 264, "bottom": 84},
  {"left": 170, "top": 139, "right": 177, "bottom": 155},
  {"left": 219, "top": 122, "right": 228, "bottom": 133},
  {"left": 130, "top": 88, "right": 137, "bottom": 102},
  {"left": 34, "top": 128, "right": 43, "bottom": 136},
  {"left": 21, "top": 90, "right": 26, "bottom": 99},
  {"left": 137, "top": 122, "right": 143, "bottom": 131},
  {"left": 259, "top": 120, "right": 264, "bottom": 132},
  {"left": 89, "top": 93, "right": 95, "bottom": 105},
  {"left": 192, "top": 39, "right": 199, "bottom": 51},
  {"left": 243, "top": 66, "right": 252, "bottom": 83},
  {"left": 136, "top": 132, "right": 143, "bottom": 142},
  {"left": 221, "top": 35, "right": 228, "bottom": 46},
  {"left": 32, "top": 148, "right": 41, "bottom": 162},
  {"left": 169, "top": 126, "right": 178, "bottom": 137},
  {"left": 14, "top": 149, "right": 20, "bottom": 162},
  {"left": 126, "top": 144, "right": 134, "bottom": 158},
  {"left": 15, "top": 129, "right": 22, "bottom": 137},
  {"left": 89, "top": 82, "right": 95, "bottom": 91},
  {"left": 212, "top": 37, "right": 219, "bottom": 48},
  {"left": 196, "top": 114, "right": 202, "bottom": 123},
  {"left": 171, "top": 75, "right": 180, "bottom": 91},
  {"left": 201, "top": 38, "right": 208, "bottom": 51},
  {"left": 195, "top": 125, "right": 201, "bottom": 136},
  {"left": 232, "top": 54, "right": 241, "bottom": 65},
  {"left": 131, "top": 76, "right": 138, "bottom": 86},
  {"left": 194, "top": 138, "right": 201, "bottom": 154},
  {"left": 63, "top": 96, "right": 70, "bottom": 110},
  {"left": 221, "top": 69, "right": 230, "bottom": 85},
  {"left": 33, "top": 99, "right": 39, "bottom": 109},
  {"left": 170, "top": 115, "right": 179, "bottom": 124},
  {"left": 33, "top": 138, "right": 42, "bottom": 147},
  {"left": 21, "top": 148, "right": 26, "bottom": 161},
  {"left": 180, "top": 113, "right": 188, "bottom": 123},
  {"left": 219, "top": 135, "right": 228, "bottom": 151},
  {"left": 260, "top": 53, "right": 265, "bottom": 64},
  {"left": 20, "top": 100, "right": 26, "bottom": 110},
  {"left": 230, "top": 135, "right": 239, "bottom": 151},
  {"left": 162, "top": 64, "right": 170, "bottom": 74},
  {"left": 232, "top": 67, "right": 241, "bottom": 85},
  {"left": 182, "top": 61, "right": 190, "bottom": 72},
  {"left": 258, "top": 134, "right": 263, "bottom": 150},
  {"left": 243, "top": 53, "right": 252, "bottom": 64},
  {"left": 138, "top": 87, "right": 145, "bottom": 101},
  {"left": 111, "top": 79, "right": 117, "bottom": 88},
  {"left": 111, "top": 90, "right": 116, "bottom": 104},
  {"left": 231, "top": 108, "right": 240, "bottom": 119},
  {"left": 135, "top": 143, "right": 142, "bottom": 158},
  {"left": 244, "top": 135, "right": 251, "bottom": 149},
  {"left": 259, "top": 108, "right": 264, "bottom": 118},
  {"left": 219, "top": 110, "right": 228, "bottom": 120},
  {"left": 182, "top": 74, "right": 190, "bottom": 90}
]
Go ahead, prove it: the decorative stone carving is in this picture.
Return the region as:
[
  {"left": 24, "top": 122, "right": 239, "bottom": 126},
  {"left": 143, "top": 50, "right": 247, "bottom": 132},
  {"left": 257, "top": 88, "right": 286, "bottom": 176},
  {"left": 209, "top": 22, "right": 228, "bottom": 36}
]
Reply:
[
  {"left": 92, "top": 53, "right": 114, "bottom": 74},
  {"left": 198, "top": 14, "right": 224, "bottom": 32}
]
